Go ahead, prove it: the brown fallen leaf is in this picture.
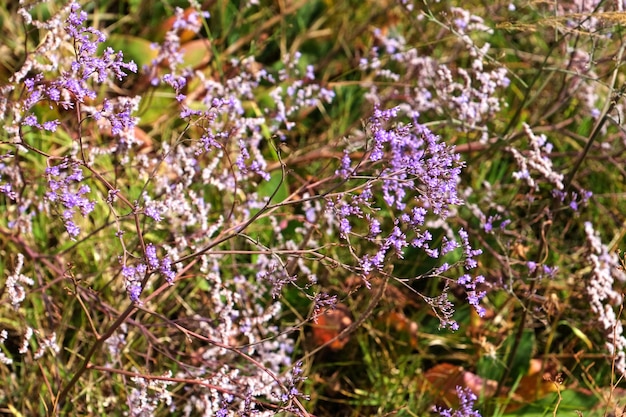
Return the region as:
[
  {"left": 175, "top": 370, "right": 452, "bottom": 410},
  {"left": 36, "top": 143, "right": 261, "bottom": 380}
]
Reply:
[
  {"left": 382, "top": 310, "right": 419, "bottom": 349},
  {"left": 157, "top": 8, "right": 203, "bottom": 43},
  {"left": 423, "top": 363, "right": 501, "bottom": 407},
  {"left": 505, "top": 358, "right": 560, "bottom": 412},
  {"left": 311, "top": 303, "right": 353, "bottom": 351},
  {"left": 423, "top": 359, "right": 561, "bottom": 411}
]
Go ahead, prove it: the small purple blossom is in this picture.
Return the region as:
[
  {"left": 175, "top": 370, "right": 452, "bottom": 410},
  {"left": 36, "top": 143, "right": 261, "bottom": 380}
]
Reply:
[
  {"left": 336, "top": 150, "right": 352, "bottom": 178},
  {"left": 459, "top": 228, "right": 482, "bottom": 269},
  {"left": 368, "top": 216, "right": 381, "bottom": 238},
  {"left": 127, "top": 284, "right": 142, "bottom": 303},
  {"left": 144, "top": 204, "right": 162, "bottom": 222},
  {"left": 44, "top": 162, "right": 96, "bottom": 238},
  {"left": 123, "top": 263, "right": 146, "bottom": 303},
  {"left": 435, "top": 386, "right": 482, "bottom": 417},
  {"left": 42, "top": 120, "right": 60, "bottom": 132},
  {"left": 339, "top": 218, "right": 351, "bottom": 237},
  {"left": 0, "top": 183, "right": 17, "bottom": 200},
  {"left": 22, "top": 115, "right": 39, "bottom": 127},
  {"left": 146, "top": 244, "right": 159, "bottom": 269},
  {"left": 457, "top": 274, "right": 487, "bottom": 317},
  {"left": 160, "top": 257, "right": 176, "bottom": 284},
  {"left": 281, "top": 361, "right": 310, "bottom": 404},
  {"left": 143, "top": 244, "right": 177, "bottom": 284},
  {"left": 441, "top": 237, "right": 460, "bottom": 255},
  {"left": 542, "top": 264, "right": 558, "bottom": 278}
]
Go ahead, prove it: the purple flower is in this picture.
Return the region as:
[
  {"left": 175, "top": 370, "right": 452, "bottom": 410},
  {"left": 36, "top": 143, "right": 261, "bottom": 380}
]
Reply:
[
  {"left": 145, "top": 205, "right": 162, "bottom": 222},
  {"left": 327, "top": 106, "right": 489, "bottom": 326},
  {"left": 457, "top": 274, "right": 487, "bottom": 316},
  {"left": 0, "top": 183, "right": 17, "bottom": 200},
  {"left": 368, "top": 216, "right": 381, "bottom": 238},
  {"left": 146, "top": 244, "right": 159, "bottom": 269},
  {"left": 42, "top": 120, "right": 60, "bottom": 132},
  {"left": 336, "top": 151, "right": 352, "bottom": 178},
  {"left": 127, "top": 284, "right": 142, "bottom": 303},
  {"left": 65, "top": 221, "right": 80, "bottom": 237},
  {"left": 44, "top": 162, "right": 96, "bottom": 238},
  {"left": 22, "top": 115, "right": 39, "bottom": 127},
  {"left": 160, "top": 257, "right": 176, "bottom": 284},
  {"left": 339, "top": 218, "right": 351, "bottom": 237},
  {"left": 435, "top": 386, "right": 482, "bottom": 417},
  {"left": 441, "top": 237, "right": 459, "bottom": 255}
]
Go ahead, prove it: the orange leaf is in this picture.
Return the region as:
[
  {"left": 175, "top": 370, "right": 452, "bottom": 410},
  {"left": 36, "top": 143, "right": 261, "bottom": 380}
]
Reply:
[
  {"left": 424, "top": 363, "right": 501, "bottom": 407},
  {"left": 423, "top": 363, "right": 466, "bottom": 406},
  {"left": 311, "top": 303, "right": 353, "bottom": 351},
  {"left": 158, "top": 8, "right": 202, "bottom": 43},
  {"left": 505, "top": 359, "right": 560, "bottom": 412},
  {"left": 384, "top": 311, "right": 419, "bottom": 348}
]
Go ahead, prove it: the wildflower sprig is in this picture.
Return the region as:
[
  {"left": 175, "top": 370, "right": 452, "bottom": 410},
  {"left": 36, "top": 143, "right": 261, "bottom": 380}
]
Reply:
[{"left": 328, "top": 106, "right": 486, "bottom": 327}]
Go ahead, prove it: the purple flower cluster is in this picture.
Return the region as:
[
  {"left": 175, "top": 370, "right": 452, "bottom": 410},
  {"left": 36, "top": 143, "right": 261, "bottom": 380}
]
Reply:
[
  {"left": 14, "top": 1, "right": 137, "bottom": 141},
  {"left": 64, "top": 3, "right": 137, "bottom": 83},
  {"left": 280, "top": 361, "right": 310, "bottom": 404},
  {"left": 145, "top": 244, "right": 177, "bottom": 284},
  {"left": 44, "top": 161, "right": 96, "bottom": 238},
  {"left": 333, "top": 107, "right": 462, "bottom": 255},
  {"left": 128, "top": 372, "right": 174, "bottom": 416},
  {"left": 435, "top": 386, "right": 482, "bottom": 417},
  {"left": 122, "top": 263, "right": 147, "bottom": 303},
  {"left": 359, "top": 14, "right": 510, "bottom": 143},
  {"left": 526, "top": 261, "right": 559, "bottom": 279},
  {"left": 584, "top": 221, "right": 626, "bottom": 374},
  {"left": 6, "top": 254, "right": 34, "bottom": 310},
  {"left": 1, "top": 0, "right": 140, "bottom": 246},
  {"left": 148, "top": 7, "right": 208, "bottom": 83},
  {"left": 122, "top": 244, "right": 176, "bottom": 303},
  {"left": 329, "top": 106, "right": 486, "bottom": 325},
  {"left": 256, "top": 255, "right": 297, "bottom": 299},
  {"left": 457, "top": 274, "right": 486, "bottom": 317},
  {"left": 552, "top": 188, "right": 593, "bottom": 212},
  {"left": 510, "top": 124, "right": 564, "bottom": 191},
  {"left": 141, "top": 30, "right": 335, "bottom": 256}
]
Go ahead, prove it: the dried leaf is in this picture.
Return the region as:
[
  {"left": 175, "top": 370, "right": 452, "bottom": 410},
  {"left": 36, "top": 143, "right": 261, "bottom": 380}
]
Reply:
[
  {"left": 423, "top": 363, "right": 501, "bottom": 407},
  {"left": 384, "top": 311, "right": 419, "bottom": 348},
  {"left": 506, "top": 359, "right": 560, "bottom": 411},
  {"left": 311, "top": 303, "right": 353, "bottom": 351},
  {"left": 158, "top": 8, "right": 202, "bottom": 43}
]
